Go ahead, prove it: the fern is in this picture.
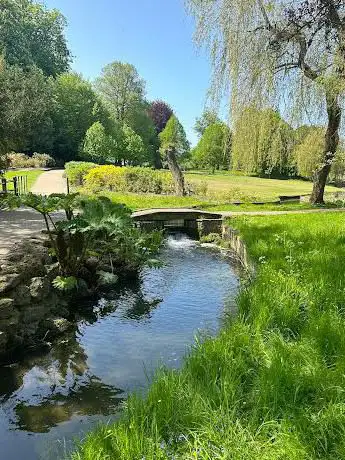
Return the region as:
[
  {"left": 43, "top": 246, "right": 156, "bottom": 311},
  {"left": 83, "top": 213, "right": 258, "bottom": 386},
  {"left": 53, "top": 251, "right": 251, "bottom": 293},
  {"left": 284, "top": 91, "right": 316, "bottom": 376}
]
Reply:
[{"left": 52, "top": 276, "right": 78, "bottom": 291}]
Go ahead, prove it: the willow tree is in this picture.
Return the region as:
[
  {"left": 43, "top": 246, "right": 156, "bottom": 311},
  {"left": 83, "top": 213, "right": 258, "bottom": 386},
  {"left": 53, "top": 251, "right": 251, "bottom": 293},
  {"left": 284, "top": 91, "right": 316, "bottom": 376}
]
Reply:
[
  {"left": 188, "top": 0, "right": 345, "bottom": 203},
  {"left": 232, "top": 107, "right": 295, "bottom": 177}
]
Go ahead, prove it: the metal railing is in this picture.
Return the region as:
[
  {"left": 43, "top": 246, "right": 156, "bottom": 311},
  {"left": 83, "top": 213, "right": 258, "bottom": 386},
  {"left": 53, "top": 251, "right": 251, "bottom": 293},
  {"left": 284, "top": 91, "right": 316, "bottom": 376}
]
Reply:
[{"left": 1, "top": 175, "right": 28, "bottom": 196}]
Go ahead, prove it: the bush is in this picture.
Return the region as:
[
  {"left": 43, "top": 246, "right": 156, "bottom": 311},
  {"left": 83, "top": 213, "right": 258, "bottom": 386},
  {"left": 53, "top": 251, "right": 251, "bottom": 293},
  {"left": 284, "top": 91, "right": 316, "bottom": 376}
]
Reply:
[
  {"left": 65, "top": 161, "right": 98, "bottom": 187},
  {"left": 7, "top": 152, "right": 55, "bottom": 168},
  {"left": 84, "top": 165, "right": 175, "bottom": 194},
  {"left": 32, "top": 153, "right": 55, "bottom": 168}
]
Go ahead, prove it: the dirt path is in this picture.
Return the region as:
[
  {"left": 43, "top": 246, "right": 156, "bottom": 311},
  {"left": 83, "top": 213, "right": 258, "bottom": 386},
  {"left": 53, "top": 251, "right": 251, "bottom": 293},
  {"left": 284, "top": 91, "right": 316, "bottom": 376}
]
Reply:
[{"left": 30, "top": 169, "right": 67, "bottom": 195}]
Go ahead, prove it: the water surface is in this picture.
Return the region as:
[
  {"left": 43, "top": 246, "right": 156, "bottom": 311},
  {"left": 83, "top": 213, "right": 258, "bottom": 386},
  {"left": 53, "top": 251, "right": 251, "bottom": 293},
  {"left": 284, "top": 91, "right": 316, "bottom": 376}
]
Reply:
[{"left": 0, "top": 234, "right": 239, "bottom": 460}]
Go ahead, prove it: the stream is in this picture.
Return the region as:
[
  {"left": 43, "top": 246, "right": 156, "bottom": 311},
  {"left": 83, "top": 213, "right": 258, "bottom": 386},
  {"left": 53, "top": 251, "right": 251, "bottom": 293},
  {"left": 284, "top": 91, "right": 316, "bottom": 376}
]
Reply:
[{"left": 0, "top": 233, "right": 239, "bottom": 460}]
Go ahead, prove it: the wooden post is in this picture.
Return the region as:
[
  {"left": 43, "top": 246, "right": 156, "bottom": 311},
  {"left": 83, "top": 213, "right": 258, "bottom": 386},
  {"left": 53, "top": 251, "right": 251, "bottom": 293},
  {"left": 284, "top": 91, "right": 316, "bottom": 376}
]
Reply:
[
  {"left": 13, "top": 176, "right": 18, "bottom": 196},
  {"left": 25, "top": 175, "right": 28, "bottom": 193},
  {"left": 1, "top": 178, "right": 7, "bottom": 193},
  {"left": 66, "top": 177, "right": 70, "bottom": 194}
]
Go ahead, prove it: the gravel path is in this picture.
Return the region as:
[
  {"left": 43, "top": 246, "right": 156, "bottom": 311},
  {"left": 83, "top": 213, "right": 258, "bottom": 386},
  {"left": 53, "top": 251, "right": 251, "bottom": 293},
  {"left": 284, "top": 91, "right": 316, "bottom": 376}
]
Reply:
[
  {"left": 31, "top": 169, "right": 67, "bottom": 195},
  {"left": 0, "top": 170, "right": 67, "bottom": 259}
]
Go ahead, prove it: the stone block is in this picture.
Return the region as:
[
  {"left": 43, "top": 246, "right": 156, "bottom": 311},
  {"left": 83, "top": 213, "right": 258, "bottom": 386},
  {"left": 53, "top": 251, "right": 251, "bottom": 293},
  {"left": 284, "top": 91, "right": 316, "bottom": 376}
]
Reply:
[
  {"left": 0, "top": 298, "right": 15, "bottom": 320},
  {"left": 30, "top": 277, "right": 50, "bottom": 302}
]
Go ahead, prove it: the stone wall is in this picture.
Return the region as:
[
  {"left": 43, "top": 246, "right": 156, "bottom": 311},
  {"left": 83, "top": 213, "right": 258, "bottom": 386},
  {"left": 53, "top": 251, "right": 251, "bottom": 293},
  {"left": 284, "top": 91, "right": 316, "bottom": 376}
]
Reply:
[
  {"left": 222, "top": 225, "right": 255, "bottom": 276},
  {"left": 0, "top": 236, "right": 72, "bottom": 363}
]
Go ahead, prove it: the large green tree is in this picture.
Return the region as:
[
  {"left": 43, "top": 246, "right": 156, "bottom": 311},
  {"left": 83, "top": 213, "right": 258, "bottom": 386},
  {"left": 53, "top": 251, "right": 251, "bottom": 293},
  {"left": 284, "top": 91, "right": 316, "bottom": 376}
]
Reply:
[
  {"left": 82, "top": 122, "right": 117, "bottom": 164},
  {"left": 0, "top": 60, "right": 54, "bottom": 156},
  {"left": 159, "top": 116, "right": 189, "bottom": 195},
  {"left": 0, "top": 0, "right": 70, "bottom": 76},
  {"left": 194, "top": 110, "right": 221, "bottom": 138},
  {"left": 189, "top": 0, "right": 345, "bottom": 203},
  {"left": 95, "top": 61, "right": 157, "bottom": 165},
  {"left": 192, "top": 122, "right": 231, "bottom": 172},
  {"left": 95, "top": 62, "right": 145, "bottom": 125},
  {"left": 52, "top": 73, "right": 104, "bottom": 162},
  {"left": 232, "top": 107, "right": 295, "bottom": 177}
]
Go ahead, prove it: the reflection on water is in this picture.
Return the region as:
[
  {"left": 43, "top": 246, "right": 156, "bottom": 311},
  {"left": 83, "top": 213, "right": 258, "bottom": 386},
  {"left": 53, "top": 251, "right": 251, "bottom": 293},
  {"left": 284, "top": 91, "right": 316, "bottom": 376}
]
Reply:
[{"left": 0, "top": 233, "right": 239, "bottom": 460}]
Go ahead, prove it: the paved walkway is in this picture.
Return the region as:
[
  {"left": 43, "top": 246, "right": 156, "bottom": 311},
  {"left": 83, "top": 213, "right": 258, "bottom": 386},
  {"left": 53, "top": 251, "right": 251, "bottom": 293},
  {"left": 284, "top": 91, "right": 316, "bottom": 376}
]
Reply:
[
  {"left": 31, "top": 169, "right": 67, "bottom": 195},
  {"left": 0, "top": 170, "right": 66, "bottom": 259}
]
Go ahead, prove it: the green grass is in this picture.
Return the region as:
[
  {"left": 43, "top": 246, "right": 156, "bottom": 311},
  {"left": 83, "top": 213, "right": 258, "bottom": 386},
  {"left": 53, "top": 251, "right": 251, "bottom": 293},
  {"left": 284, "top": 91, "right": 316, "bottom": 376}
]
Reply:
[
  {"left": 186, "top": 170, "right": 341, "bottom": 200},
  {"left": 4, "top": 169, "right": 43, "bottom": 191},
  {"left": 88, "top": 191, "right": 344, "bottom": 213},
  {"left": 71, "top": 213, "right": 345, "bottom": 459}
]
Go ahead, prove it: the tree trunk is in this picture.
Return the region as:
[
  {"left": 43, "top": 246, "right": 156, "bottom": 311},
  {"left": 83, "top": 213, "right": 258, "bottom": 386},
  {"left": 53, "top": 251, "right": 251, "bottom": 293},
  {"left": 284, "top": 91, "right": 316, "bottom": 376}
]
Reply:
[
  {"left": 310, "top": 92, "right": 341, "bottom": 204},
  {"left": 153, "top": 149, "right": 163, "bottom": 169},
  {"left": 166, "top": 148, "right": 186, "bottom": 196}
]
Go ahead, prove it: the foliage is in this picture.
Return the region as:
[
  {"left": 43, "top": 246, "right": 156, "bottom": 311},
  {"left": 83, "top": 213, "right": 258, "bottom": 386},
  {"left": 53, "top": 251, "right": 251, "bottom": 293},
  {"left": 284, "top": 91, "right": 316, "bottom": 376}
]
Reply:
[
  {"left": 84, "top": 165, "right": 175, "bottom": 194},
  {"left": 4, "top": 193, "right": 162, "bottom": 287},
  {"left": 0, "top": 60, "right": 54, "bottom": 155},
  {"left": 294, "top": 127, "right": 345, "bottom": 183},
  {"left": 95, "top": 61, "right": 158, "bottom": 166},
  {"left": 148, "top": 100, "right": 173, "bottom": 134},
  {"left": 72, "top": 212, "right": 345, "bottom": 459},
  {"left": 65, "top": 161, "right": 98, "bottom": 187},
  {"left": 232, "top": 107, "right": 295, "bottom": 177},
  {"left": 194, "top": 110, "right": 221, "bottom": 137},
  {"left": 95, "top": 62, "right": 145, "bottom": 125},
  {"left": 188, "top": 0, "right": 345, "bottom": 203},
  {"left": 82, "top": 122, "right": 117, "bottom": 164},
  {"left": 52, "top": 73, "right": 104, "bottom": 162},
  {"left": 0, "top": 0, "right": 70, "bottom": 76},
  {"left": 121, "top": 125, "right": 146, "bottom": 164},
  {"left": 294, "top": 127, "right": 326, "bottom": 179},
  {"left": 159, "top": 116, "right": 190, "bottom": 158},
  {"left": 192, "top": 122, "right": 231, "bottom": 171},
  {"left": 7, "top": 152, "right": 55, "bottom": 168}
]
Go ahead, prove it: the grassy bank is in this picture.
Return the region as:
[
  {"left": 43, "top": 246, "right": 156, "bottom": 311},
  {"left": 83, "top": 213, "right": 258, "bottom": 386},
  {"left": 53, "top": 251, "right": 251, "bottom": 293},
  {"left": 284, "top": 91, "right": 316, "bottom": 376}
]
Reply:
[
  {"left": 96, "top": 191, "right": 344, "bottom": 213},
  {"left": 186, "top": 170, "right": 341, "bottom": 200},
  {"left": 72, "top": 213, "right": 345, "bottom": 459},
  {"left": 4, "top": 169, "right": 43, "bottom": 191}
]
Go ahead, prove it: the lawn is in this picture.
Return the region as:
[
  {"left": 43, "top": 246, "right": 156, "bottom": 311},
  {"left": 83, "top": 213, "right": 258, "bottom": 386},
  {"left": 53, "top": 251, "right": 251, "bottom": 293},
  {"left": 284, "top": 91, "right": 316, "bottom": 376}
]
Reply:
[
  {"left": 4, "top": 169, "right": 43, "bottom": 191},
  {"left": 186, "top": 170, "right": 342, "bottom": 200},
  {"left": 72, "top": 212, "right": 345, "bottom": 459},
  {"left": 98, "top": 191, "right": 343, "bottom": 213}
]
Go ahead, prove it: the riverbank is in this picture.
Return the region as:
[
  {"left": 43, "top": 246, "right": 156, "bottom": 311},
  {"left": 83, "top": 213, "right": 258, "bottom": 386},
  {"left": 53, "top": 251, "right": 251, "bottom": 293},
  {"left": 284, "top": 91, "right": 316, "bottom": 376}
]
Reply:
[{"left": 72, "top": 212, "right": 345, "bottom": 459}]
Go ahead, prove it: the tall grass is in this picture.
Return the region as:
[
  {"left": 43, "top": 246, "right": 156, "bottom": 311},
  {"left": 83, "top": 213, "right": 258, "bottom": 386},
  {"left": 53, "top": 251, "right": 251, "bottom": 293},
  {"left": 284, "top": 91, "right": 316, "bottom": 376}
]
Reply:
[{"left": 72, "top": 213, "right": 345, "bottom": 459}]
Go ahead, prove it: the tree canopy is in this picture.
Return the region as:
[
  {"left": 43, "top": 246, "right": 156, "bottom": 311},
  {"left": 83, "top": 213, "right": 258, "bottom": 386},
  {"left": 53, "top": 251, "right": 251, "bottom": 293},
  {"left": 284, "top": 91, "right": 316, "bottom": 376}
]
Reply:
[
  {"left": 194, "top": 110, "right": 221, "bottom": 138},
  {"left": 0, "top": 0, "right": 70, "bottom": 76},
  {"left": 232, "top": 107, "right": 295, "bottom": 177},
  {"left": 148, "top": 100, "right": 174, "bottom": 134},
  {"left": 188, "top": 0, "right": 345, "bottom": 202},
  {"left": 192, "top": 122, "right": 231, "bottom": 171},
  {"left": 95, "top": 62, "right": 145, "bottom": 125}
]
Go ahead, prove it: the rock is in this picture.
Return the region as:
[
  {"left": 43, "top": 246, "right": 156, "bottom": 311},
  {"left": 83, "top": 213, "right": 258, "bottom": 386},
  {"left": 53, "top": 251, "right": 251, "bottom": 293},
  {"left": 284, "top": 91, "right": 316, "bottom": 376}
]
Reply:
[
  {"left": 44, "top": 317, "right": 72, "bottom": 334},
  {"left": 30, "top": 277, "right": 50, "bottom": 302},
  {"left": 0, "top": 274, "right": 21, "bottom": 294},
  {"left": 13, "top": 285, "right": 31, "bottom": 307},
  {"left": 45, "top": 263, "right": 60, "bottom": 281},
  {"left": 0, "top": 331, "right": 8, "bottom": 348},
  {"left": 0, "top": 298, "right": 15, "bottom": 319},
  {"left": 21, "top": 305, "right": 46, "bottom": 323}
]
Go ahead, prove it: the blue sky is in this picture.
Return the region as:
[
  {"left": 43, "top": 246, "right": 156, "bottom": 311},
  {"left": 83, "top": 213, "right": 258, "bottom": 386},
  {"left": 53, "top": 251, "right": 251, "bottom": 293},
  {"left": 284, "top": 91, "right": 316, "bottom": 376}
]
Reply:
[{"left": 44, "top": 0, "right": 212, "bottom": 145}]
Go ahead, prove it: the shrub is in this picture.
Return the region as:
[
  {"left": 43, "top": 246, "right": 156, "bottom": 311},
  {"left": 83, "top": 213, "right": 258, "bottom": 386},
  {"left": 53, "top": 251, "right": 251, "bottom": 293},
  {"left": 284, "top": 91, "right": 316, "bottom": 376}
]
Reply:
[
  {"left": 32, "top": 153, "right": 55, "bottom": 168},
  {"left": 65, "top": 161, "right": 98, "bottom": 187},
  {"left": 7, "top": 152, "right": 55, "bottom": 169},
  {"left": 84, "top": 165, "right": 175, "bottom": 194}
]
